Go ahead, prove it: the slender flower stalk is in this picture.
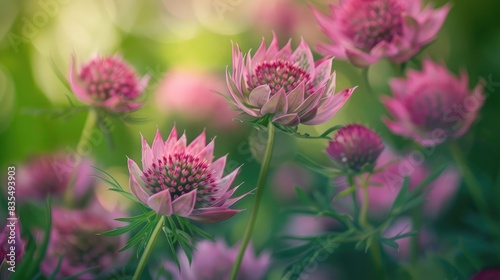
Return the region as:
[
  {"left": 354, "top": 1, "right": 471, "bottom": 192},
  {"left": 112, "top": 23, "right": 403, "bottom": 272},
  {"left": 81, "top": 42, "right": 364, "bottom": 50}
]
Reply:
[
  {"left": 63, "top": 109, "right": 97, "bottom": 206},
  {"left": 133, "top": 216, "right": 165, "bottom": 280},
  {"left": 230, "top": 122, "right": 275, "bottom": 280}
]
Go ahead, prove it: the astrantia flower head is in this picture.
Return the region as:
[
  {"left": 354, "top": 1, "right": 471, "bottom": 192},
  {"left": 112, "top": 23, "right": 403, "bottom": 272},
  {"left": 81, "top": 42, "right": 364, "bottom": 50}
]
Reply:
[
  {"left": 42, "top": 206, "right": 129, "bottom": 278},
  {"left": 161, "top": 239, "right": 270, "bottom": 280},
  {"left": 69, "top": 55, "right": 149, "bottom": 112},
  {"left": 382, "top": 59, "right": 485, "bottom": 146},
  {"left": 226, "top": 34, "right": 356, "bottom": 126},
  {"left": 326, "top": 124, "right": 384, "bottom": 172},
  {"left": 16, "top": 153, "right": 95, "bottom": 203},
  {"left": 128, "top": 127, "right": 247, "bottom": 223},
  {"left": 312, "top": 0, "right": 450, "bottom": 67}
]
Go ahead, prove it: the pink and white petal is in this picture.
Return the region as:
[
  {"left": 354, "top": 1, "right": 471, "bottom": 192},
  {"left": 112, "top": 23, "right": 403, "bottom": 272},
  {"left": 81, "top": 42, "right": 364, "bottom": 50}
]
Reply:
[
  {"left": 211, "top": 155, "right": 228, "bottom": 180},
  {"left": 68, "top": 55, "right": 93, "bottom": 103},
  {"left": 401, "top": 15, "right": 420, "bottom": 43},
  {"left": 171, "top": 191, "right": 197, "bottom": 217},
  {"left": 221, "top": 188, "right": 253, "bottom": 208},
  {"left": 165, "top": 125, "right": 178, "bottom": 154},
  {"left": 187, "top": 208, "right": 242, "bottom": 223},
  {"left": 172, "top": 133, "right": 187, "bottom": 153},
  {"left": 212, "top": 184, "right": 240, "bottom": 205},
  {"left": 417, "top": 4, "right": 451, "bottom": 44},
  {"left": 261, "top": 89, "right": 287, "bottom": 115},
  {"left": 304, "top": 87, "right": 356, "bottom": 125},
  {"left": 324, "top": 71, "right": 337, "bottom": 96},
  {"left": 291, "top": 38, "right": 315, "bottom": 77},
  {"left": 187, "top": 129, "right": 206, "bottom": 155},
  {"left": 345, "top": 49, "right": 380, "bottom": 67},
  {"left": 215, "top": 166, "right": 241, "bottom": 195},
  {"left": 287, "top": 82, "right": 306, "bottom": 111},
  {"left": 141, "top": 134, "right": 154, "bottom": 170},
  {"left": 295, "top": 89, "right": 323, "bottom": 115},
  {"left": 273, "top": 39, "right": 292, "bottom": 60},
  {"left": 251, "top": 37, "right": 268, "bottom": 68},
  {"left": 273, "top": 113, "right": 300, "bottom": 126},
  {"left": 265, "top": 33, "right": 281, "bottom": 60},
  {"left": 226, "top": 71, "right": 260, "bottom": 117},
  {"left": 198, "top": 138, "right": 215, "bottom": 163},
  {"left": 128, "top": 158, "right": 149, "bottom": 204},
  {"left": 312, "top": 57, "right": 333, "bottom": 88},
  {"left": 152, "top": 129, "right": 165, "bottom": 162},
  {"left": 249, "top": 85, "right": 271, "bottom": 107},
  {"left": 299, "top": 107, "right": 319, "bottom": 123},
  {"left": 147, "top": 189, "right": 173, "bottom": 216}
]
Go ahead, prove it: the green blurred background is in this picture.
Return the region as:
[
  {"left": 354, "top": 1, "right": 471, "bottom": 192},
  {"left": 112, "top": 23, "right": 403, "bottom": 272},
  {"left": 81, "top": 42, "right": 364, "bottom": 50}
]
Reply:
[{"left": 1, "top": 0, "right": 500, "bottom": 279}]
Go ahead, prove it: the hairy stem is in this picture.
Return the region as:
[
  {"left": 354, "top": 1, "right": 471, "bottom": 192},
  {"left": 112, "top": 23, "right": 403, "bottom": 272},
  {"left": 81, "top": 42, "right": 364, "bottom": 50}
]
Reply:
[
  {"left": 229, "top": 122, "right": 275, "bottom": 280},
  {"left": 133, "top": 215, "right": 165, "bottom": 280}
]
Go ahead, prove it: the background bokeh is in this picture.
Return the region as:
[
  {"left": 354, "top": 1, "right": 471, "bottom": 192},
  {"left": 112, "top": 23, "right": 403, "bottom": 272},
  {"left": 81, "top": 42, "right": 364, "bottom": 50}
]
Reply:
[{"left": 1, "top": 0, "right": 500, "bottom": 279}]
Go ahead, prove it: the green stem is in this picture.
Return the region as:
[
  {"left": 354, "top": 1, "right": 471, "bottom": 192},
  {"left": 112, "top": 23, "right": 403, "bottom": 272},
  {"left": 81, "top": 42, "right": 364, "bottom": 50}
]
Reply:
[
  {"left": 410, "top": 207, "right": 421, "bottom": 265},
  {"left": 229, "top": 122, "right": 275, "bottom": 280},
  {"left": 361, "top": 67, "right": 373, "bottom": 95},
  {"left": 359, "top": 181, "right": 370, "bottom": 229},
  {"left": 63, "top": 109, "right": 98, "bottom": 206},
  {"left": 348, "top": 174, "right": 359, "bottom": 222},
  {"left": 448, "top": 141, "right": 488, "bottom": 217},
  {"left": 369, "top": 238, "right": 385, "bottom": 280},
  {"left": 133, "top": 215, "right": 165, "bottom": 280}
]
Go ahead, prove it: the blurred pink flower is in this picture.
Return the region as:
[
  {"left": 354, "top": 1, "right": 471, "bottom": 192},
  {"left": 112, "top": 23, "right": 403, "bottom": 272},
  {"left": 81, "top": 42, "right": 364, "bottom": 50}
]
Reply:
[
  {"left": 160, "top": 239, "right": 270, "bottom": 280},
  {"left": 16, "top": 153, "right": 95, "bottom": 203},
  {"left": 155, "top": 69, "right": 238, "bottom": 129},
  {"left": 41, "top": 205, "right": 129, "bottom": 278},
  {"left": 312, "top": 0, "right": 450, "bottom": 67},
  {"left": 128, "top": 127, "right": 247, "bottom": 223},
  {"left": 471, "top": 268, "right": 500, "bottom": 280},
  {"left": 226, "top": 34, "right": 356, "bottom": 126},
  {"left": 383, "top": 218, "right": 433, "bottom": 260},
  {"left": 69, "top": 55, "right": 149, "bottom": 112},
  {"left": 0, "top": 218, "right": 25, "bottom": 266},
  {"left": 326, "top": 124, "right": 384, "bottom": 173},
  {"left": 382, "top": 59, "right": 484, "bottom": 146},
  {"left": 358, "top": 149, "right": 460, "bottom": 218},
  {"left": 284, "top": 215, "right": 330, "bottom": 237},
  {"left": 272, "top": 162, "right": 314, "bottom": 200}
]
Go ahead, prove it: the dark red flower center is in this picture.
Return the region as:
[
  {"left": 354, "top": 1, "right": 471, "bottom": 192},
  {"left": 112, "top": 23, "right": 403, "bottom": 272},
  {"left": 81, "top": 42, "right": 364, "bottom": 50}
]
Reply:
[
  {"left": 327, "top": 125, "right": 384, "bottom": 172},
  {"left": 340, "top": 0, "right": 404, "bottom": 51},
  {"left": 141, "top": 153, "right": 217, "bottom": 204},
  {"left": 248, "top": 60, "right": 313, "bottom": 95},
  {"left": 79, "top": 57, "right": 140, "bottom": 101}
]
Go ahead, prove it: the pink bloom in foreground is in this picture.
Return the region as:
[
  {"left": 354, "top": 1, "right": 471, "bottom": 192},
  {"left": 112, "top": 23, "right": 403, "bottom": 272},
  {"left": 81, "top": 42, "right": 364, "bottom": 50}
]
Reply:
[
  {"left": 69, "top": 55, "right": 149, "bottom": 112},
  {"left": 312, "top": 0, "right": 450, "bottom": 67},
  {"left": 128, "top": 127, "right": 247, "bottom": 223},
  {"left": 226, "top": 34, "right": 356, "bottom": 126},
  {"left": 471, "top": 268, "right": 500, "bottom": 280},
  {"left": 382, "top": 60, "right": 484, "bottom": 146},
  {"left": 42, "top": 206, "right": 128, "bottom": 278},
  {"left": 0, "top": 218, "right": 25, "bottom": 266},
  {"left": 16, "top": 153, "right": 95, "bottom": 203},
  {"left": 357, "top": 149, "right": 460, "bottom": 218},
  {"left": 326, "top": 124, "right": 384, "bottom": 172},
  {"left": 160, "top": 239, "right": 270, "bottom": 280},
  {"left": 155, "top": 68, "right": 237, "bottom": 129}
]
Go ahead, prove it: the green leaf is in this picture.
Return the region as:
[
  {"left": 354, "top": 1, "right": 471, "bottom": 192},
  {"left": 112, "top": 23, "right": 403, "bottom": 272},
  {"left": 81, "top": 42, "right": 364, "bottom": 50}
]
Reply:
[{"left": 100, "top": 219, "right": 146, "bottom": 236}]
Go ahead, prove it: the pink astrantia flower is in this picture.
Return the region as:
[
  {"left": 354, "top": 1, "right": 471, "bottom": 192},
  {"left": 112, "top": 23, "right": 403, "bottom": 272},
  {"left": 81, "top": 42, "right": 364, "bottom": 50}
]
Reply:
[
  {"left": 128, "top": 127, "right": 247, "bottom": 223},
  {"left": 0, "top": 218, "right": 25, "bottom": 266},
  {"left": 226, "top": 34, "right": 356, "bottom": 126},
  {"left": 69, "top": 55, "right": 149, "bottom": 112},
  {"left": 160, "top": 239, "right": 270, "bottom": 280},
  {"left": 312, "top": 0, "right": 450, "bottom": 67},
  {"left": 326, "top": 124, "right": 384, "bottom": 172},
  {"left": 41, "top": 206, "right": 129, "bottom": 278},
  {"left": 382, "top": 59, "right": 485, "bottom": 146},
  {"left": 16, "top": 154, "right": 95, "bottom": 203}
]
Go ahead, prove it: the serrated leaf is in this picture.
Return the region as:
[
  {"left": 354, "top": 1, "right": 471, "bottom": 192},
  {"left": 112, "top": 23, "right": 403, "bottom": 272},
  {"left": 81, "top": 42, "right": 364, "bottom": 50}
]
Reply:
[{"left": 101, "top": 219, "right": 145, "bottom": 236}]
